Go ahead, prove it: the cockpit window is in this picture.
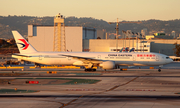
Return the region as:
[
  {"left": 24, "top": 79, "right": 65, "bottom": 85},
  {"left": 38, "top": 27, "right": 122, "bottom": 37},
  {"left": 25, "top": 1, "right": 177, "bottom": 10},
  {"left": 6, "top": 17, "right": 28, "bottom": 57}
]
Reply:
[{"left": 166, "top": 57, "right": 169, "bottom": 59}]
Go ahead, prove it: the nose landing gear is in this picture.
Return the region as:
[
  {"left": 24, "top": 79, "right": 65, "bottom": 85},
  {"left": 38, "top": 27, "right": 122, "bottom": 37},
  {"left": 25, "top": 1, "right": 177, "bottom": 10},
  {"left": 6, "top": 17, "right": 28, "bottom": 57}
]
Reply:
[{"left": 158, "top": 66, "right": 162, "bottom": 72}]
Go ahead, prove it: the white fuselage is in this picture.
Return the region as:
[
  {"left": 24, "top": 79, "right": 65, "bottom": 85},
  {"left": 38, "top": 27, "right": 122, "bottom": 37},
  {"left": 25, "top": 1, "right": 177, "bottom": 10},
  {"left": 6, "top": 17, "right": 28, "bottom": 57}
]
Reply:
[{"left": 12, "top": 52, "right": 173, "bottom": 66}]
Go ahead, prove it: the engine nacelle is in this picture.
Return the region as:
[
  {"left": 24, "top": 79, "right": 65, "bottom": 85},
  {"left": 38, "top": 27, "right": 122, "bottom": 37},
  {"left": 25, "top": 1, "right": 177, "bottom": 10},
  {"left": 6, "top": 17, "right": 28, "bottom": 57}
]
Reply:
[{"left": 99, "top": 61, "right": 115, "bottom": 70}]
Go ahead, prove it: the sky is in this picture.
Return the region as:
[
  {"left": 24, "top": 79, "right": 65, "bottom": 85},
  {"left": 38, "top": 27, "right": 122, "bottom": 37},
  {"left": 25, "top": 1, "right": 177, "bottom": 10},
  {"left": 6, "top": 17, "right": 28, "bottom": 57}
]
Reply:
[{"left": 1, "top": 0, "right": 180, "bottom": 22}]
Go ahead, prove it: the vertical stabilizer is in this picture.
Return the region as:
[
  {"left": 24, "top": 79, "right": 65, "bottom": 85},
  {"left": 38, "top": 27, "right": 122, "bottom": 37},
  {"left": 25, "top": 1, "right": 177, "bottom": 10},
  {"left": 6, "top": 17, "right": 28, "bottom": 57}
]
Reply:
[
  {"left": 12, "top": 31, "right": 37, "bottom": 54},
  {"left": 129, "top": 48, "right": 135, "bottom": 52}
]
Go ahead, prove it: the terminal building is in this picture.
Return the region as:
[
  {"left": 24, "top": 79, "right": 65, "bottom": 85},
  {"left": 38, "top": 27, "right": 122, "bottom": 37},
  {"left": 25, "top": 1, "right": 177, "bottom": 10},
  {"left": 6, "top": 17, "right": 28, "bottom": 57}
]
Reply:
[
  {"left": 28, "top": 13, "right": 97, "bottom": 52},
  {"left": 28, "top": 25, "right": 96, "bottom": 52},
  {"left": 84, "top": 39, "right": 179, "bottom": 56}
]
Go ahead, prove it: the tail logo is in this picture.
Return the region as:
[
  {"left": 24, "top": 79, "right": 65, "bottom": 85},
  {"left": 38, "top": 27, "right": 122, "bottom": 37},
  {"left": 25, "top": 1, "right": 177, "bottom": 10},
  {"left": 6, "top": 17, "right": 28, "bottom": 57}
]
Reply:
[{"left": 17, "top": 39, "right": 29, "bottom": 50}]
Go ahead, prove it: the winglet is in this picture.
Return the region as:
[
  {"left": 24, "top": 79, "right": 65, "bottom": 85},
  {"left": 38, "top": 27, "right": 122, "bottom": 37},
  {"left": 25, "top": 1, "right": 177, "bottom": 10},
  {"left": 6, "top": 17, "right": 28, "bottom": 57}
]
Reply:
[{"left": 12, "top": 30, "right": 37, "bottom": 54}]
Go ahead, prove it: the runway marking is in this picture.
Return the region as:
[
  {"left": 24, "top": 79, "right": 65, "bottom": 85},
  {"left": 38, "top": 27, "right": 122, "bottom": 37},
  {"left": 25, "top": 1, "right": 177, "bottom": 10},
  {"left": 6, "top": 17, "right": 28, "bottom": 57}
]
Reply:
[
  {"left": 60, "top": 95, "right": 84, "bottom": 108},
  {"left": 106, "top": 76, "right": 139, "bottom": 91},
  {"left": 161, "top": 83, "right": 180, "bottom": 85},
  {"left": 126, "top": 89, "right": 156, "bottom": 91},
  {"left": 102, "top": 72, "right": 123, "bottom": 73},
  {"left": 59, "top": 76, "right": 139, "bottom": 108},
  {"left": 98, "top": 83, "right": 122, "bottom": 85},
  {"left": 66, "top": 89, "right": 95, "bottom": 91}
]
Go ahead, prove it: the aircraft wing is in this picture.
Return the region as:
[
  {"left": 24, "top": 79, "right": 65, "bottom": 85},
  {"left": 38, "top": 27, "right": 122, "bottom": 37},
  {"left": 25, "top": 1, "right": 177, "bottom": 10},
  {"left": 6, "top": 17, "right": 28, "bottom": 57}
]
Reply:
[
  {"left": 59, "top": 54, "right": 104, "bottom": 64},
  {"left": 12, "top": 54, "right": 32, "bottom": 58}
]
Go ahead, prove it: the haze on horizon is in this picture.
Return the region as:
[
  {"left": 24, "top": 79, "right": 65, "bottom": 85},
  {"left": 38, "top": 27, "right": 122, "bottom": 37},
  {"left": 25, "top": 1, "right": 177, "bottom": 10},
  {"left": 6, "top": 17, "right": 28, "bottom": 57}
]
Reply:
[{"left": 1, "top": 0, "right": 180, "bottom": 22}]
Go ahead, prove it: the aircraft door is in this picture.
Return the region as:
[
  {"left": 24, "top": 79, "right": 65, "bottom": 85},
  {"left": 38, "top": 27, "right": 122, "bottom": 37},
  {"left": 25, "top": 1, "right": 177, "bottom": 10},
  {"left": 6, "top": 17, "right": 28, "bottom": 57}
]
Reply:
[
  {"left": 39, "top": 55, "right": 42, "bottom": 60},
  {"left": 156, "top": 55, "right": 159, "bottom": 61},
  {"left": 68, "top": 57, "right": 71, "bottom": 60},
  {"left": 97, "top": 55, "right": 101, "bottom": 59},
  {"left": 133, "top": 55, "right": 136, "bottom": 61}
]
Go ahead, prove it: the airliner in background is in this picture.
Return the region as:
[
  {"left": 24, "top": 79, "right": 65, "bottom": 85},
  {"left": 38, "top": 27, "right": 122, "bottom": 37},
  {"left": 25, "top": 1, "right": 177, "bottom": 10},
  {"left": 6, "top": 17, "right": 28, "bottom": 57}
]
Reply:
[
  {"left": 119, "top": 47, "right": 134, "bottom": 52},
  {"left": 12, "top": 31, "right": 173, "bottom": 72}
]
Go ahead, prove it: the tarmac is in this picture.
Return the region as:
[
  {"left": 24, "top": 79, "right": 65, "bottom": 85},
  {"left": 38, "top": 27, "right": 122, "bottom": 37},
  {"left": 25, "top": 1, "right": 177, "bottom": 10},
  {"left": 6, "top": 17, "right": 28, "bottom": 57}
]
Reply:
[{"left": 0, "top": 62, "right": 180, "bottom": 108}]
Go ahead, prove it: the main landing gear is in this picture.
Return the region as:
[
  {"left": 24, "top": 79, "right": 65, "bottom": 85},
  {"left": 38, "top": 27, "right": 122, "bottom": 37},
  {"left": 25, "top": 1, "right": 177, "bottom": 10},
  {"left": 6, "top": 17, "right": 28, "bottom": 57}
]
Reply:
[
  {"left": 158, "top": 65, "right": 162, "bottom": 72},
  {"left": 85, "top": 68, "right": 96, "bottom": 71},
  {"left": 158, "top": 67, "right": 161, "bottom": 72},
  {"left": 35, "top": 63, "right": 41, "bottom": 67},
  {"left": 84, "top": 63, "right": 96, "bottom": 71}
]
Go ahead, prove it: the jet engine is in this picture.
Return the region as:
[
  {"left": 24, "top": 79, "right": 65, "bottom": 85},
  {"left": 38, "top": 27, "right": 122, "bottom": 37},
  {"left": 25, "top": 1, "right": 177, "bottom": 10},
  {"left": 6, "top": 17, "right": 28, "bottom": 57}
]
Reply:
[{"left": 99, "top": 61, "right": 115, "bottom": 70}]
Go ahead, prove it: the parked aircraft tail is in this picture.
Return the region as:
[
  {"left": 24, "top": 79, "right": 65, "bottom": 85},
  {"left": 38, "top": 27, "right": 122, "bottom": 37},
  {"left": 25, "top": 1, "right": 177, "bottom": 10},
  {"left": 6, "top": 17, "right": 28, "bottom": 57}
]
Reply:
[
  {"left": 119, "top": 48, "right": 124, "bottom": 52},
  {"left": 125, "top": 47, "right": 129, "bottom": 52},
  {"left": 12, "top": 31, "right": 37, "bottom": 54},
  {"left": 129, "top": 48, "right": 135, "bottom": 52}
]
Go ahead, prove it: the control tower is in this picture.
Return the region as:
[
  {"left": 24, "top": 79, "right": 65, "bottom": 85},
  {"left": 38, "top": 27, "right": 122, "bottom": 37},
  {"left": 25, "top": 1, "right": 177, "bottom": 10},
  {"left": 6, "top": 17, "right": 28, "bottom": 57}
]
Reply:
[{"left": 53, "top": 13, "right": 66, "bottom": 52}]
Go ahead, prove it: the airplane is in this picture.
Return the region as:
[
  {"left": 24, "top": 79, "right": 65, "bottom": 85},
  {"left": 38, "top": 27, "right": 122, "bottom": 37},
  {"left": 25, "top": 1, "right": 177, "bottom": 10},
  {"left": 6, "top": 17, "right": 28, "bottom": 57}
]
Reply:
[
  {"left": 11, "top": 31, "right": 173, "bottom": 72},
  {"left": 129, "top": 48, "right": 135, "bottom": 52},
  {"left": 125, "top": 47, "right": 129, "bottom": 52},
  {"left": 119, "top": 47, "right": 130, "bottom": 52},
  {"left": 119, "top": 48, "right": 124, "bottom": 52},
  {"left": 119, "top": 47, "right": 126, "bottom": 52}
]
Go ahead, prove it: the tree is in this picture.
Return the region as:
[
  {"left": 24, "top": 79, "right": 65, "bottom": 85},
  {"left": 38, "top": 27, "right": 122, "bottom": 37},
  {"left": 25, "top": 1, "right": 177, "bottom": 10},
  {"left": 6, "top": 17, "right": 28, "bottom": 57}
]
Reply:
[
  {"left": 0, "top": 39, "right": 7, "bottom": 46},
  {"left": 173, "top": 42, "right": 180, "bottom": 57}
]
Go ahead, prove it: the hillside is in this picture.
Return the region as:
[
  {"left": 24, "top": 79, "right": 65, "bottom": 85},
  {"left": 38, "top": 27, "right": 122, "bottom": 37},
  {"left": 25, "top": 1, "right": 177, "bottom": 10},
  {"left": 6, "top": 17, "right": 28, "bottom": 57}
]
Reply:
[{"left": 0, "top": 15, "right": 180, "bottom": 39}]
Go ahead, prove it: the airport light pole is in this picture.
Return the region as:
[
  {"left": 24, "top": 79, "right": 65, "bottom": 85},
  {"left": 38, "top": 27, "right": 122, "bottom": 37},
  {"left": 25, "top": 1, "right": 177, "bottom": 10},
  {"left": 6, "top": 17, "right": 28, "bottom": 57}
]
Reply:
[
  {"left": 132, "top": 32, "right": 134, "bottom": 50},
  {"left": 108, "top": 19, "right": 142, "bottom": 52},
  {"left": 116, "top": 21, "right": 119, "bottom": 52},
  {"left": 136, "top": 33, "right": 138, "bottom": 52},
  {"left": 122, "top": 30, "right": 124, "bottom": 48},
  {"left": 140, "top": 34, "right": 142, "bottom": 52},
  {"left": 122, "top": 30, "right": 127, "bottom": 49},
  {"left": 125, "top": 31, "right": 126, "bottom": 48},
  {"left": 142, "top": 35, "right": 145, "bottom": 53},
  {"left": 128, "top": 31, "right": 131, "bottom": 50}
]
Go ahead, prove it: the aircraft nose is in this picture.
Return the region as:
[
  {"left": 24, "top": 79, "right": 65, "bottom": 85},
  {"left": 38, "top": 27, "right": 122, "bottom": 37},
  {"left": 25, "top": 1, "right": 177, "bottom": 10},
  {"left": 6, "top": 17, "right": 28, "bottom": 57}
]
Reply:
[
  {"left": 165, "top": 58, "right": 173, "bottom": 64},
  {"left": 168, "top": 59, "right": 173, "bottom": 63},
  {"left": 170, "top": 59, "right": 173, "bottom": 62}
]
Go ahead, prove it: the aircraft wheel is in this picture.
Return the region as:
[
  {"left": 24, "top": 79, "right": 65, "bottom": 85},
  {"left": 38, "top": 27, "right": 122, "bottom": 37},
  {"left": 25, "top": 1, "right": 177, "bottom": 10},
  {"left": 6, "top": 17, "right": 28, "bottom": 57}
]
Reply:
[
  {"left": 158, "top": 69, "right": 161, "bottom": 72},
  {"left": 85, "top": 68, "right": 95, "bottom": 72},
  {"left": 93, "top": 69, "right": 96, "bottom": 71}
]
